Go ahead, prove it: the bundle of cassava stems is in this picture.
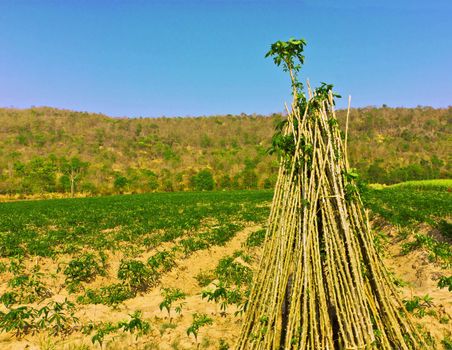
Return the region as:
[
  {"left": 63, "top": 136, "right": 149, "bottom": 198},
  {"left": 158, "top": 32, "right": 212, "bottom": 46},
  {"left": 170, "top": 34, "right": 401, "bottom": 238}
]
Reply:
[{"left": 235, "top": 39, "right": 428, "bottom": 349}]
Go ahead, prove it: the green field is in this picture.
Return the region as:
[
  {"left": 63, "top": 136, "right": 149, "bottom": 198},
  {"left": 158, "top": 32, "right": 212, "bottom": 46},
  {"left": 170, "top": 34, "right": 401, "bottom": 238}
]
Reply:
[
  {"left": 0, "top": 183, "right": 450, "bottom": 259},
  {"left": 364, "top": 180, "right": 452, "bottom": 232},
  {"left": 0, "top": 190, "right": 272, "bottom": 258},
  {"left": 0, "top": 182, "right": 451, "bottom": 349}
]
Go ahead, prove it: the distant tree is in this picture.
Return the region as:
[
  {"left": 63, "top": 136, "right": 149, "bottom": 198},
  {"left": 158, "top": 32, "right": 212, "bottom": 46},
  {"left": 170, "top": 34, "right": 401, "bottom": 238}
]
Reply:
[
  {"left": 239, "top": 159, "right": 259, "bottom": 189},
  {"left": 162, "top": 179, "right": 174, "bottom": 192},
  {"left": 114, "top": 174, "right": 128, "bottom": 193},
  {"left": 430, "top": 155, "right": 444, "bottom": 178},
  {"left": 141, "top": 169, "right": 159, "bottom": 191},
  {"left": 60, "top": 157, "right": 89, "bottom": 197},
  {"left": 366, "top": 159, "right": 387, "bottom": 184},
  {"left": 218, "top": 174, "right": 232, "bottom": 190},
  {"left": 15, "top": 157, "right": 57, "bottom": 194},
  {"left": 241, "top": 168, "right": 258, "bottom": 189},
  {"left": 59, "top": 174, "right": 71, "bottom": 193},
  {"left": 231, "top": 174, "right": 241, "bottom": 190},
  {"left": 190, "top": 169, "right": 215, "bottom": 191},
  {"left": 6, "top": 152, "right": 21, "bottom": 178},
  {"left": 263, "top": 175, "right": 277, "bottom": 189},
  {"left": 200, "top": 134, "right": 213, "bottom": 148}
]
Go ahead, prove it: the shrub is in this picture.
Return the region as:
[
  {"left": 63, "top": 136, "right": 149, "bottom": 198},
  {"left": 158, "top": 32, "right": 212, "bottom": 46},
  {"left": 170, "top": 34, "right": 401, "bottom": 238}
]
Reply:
[
  {"left": 147, "top": 250, "right": 176, "bottom": 272},
  {"left": 245, "top": 229, "right": 267, "bottom": 247},
  {"left": 159, "top": 288, "right": 186, "bottom": 318},
  {"left": 190, "top": 169, "right": 215, "bottom": 191},
  {"left": 64, "top": 252, "right": 106, "bottom": 284},
  {"left": 77, "top": 283, "right": 134, "bottom": 306},
  {"left": 117, "top": 259, "right": 155, "bottom": 292},
  {"left": 215, "top": 256, "right": 252, "bottom": 287},
  {"left": 186, "top": 313, "right": 213, "bottom": 342}
]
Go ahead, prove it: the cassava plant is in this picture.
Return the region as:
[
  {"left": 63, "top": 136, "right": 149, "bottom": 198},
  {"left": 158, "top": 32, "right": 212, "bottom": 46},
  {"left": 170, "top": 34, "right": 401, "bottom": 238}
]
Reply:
[
  {"left": 186, "top": 313, "right": 213, "bottom": 344},
  {"left": 159, "top": 287, "right": 186, "bottom": 320}
]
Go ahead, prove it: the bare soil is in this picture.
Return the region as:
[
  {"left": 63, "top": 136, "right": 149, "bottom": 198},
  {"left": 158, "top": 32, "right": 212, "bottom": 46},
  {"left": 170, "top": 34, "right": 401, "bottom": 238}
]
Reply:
[{"left": 0, "top": 222, "right": 450, "bottom": 350}]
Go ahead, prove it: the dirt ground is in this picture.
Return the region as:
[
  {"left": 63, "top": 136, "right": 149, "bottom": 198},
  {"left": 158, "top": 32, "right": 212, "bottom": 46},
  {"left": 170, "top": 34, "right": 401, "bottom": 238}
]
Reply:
[{"left": 0, "top": 222, "right": 450, "bottom": 350}]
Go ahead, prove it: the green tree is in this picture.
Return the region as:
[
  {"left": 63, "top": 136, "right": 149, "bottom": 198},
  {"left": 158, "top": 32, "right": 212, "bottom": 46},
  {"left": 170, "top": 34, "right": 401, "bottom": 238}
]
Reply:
[
  {"left": 142, "top": 169, "right": 159, "bottom": 191},
  {"left": 60, "top": 157, "right": 89, "bottom": 197},
  {"left": 241, "top": 168, "right": 258, "bottom": 189},
  {"left": 366, "top": 159, "right": 387, "bottom": 184},
  {"left": 218, "top": 174, "right": 232, "bottom": 190},
  {"left": 114, "top": 174, "right": 128, "bottom": 193},
  {"left": 15, "top": 157, "right": 57, "bottom": 194},
  {"left": 190, "top": 169, "right": 215, "bottom": 191}
]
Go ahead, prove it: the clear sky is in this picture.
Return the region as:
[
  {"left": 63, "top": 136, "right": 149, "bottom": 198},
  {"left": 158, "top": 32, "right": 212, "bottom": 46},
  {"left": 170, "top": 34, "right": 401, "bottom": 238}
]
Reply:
[{"left": 0, "top": 0, "right": 451, "bottom": 117}]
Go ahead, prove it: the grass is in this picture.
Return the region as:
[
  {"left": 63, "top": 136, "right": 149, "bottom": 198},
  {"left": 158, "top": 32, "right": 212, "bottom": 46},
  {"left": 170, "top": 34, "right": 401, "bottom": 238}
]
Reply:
[
  {"left": 363, "top": 180, "right": 452, "bottom": 230},
  {"left": 387, "top": 179, "right": 452, "bottom": 191}
]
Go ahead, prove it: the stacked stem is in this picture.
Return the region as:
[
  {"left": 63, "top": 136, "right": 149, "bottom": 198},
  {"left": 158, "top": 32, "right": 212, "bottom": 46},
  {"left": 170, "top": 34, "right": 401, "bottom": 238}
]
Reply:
[{"left": 235, "top": 40, "right": 427, "bottom": 350}]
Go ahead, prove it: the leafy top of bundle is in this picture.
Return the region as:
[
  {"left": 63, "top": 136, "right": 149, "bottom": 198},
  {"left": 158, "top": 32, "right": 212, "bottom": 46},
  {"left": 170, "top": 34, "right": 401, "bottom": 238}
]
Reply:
[
  {"left": 266, "top": 38, "right": 341, "bottom": 161},
  {"left": 265, "top": 38, "right": 307, "bottom": 107}
]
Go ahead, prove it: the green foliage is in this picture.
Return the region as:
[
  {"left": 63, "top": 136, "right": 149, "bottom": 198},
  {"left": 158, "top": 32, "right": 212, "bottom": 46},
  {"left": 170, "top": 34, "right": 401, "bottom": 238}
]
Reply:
[
  {"left": 265, "top": 38, "right": 307, "bottom": 74},
  {"left": 215, "top": 256, "right": 253, "bottom": 288},
  {"left": 203, "top": 224, "right": 241, "bottom": 246},
  {"left": 113, "top": 174, "right": 128, "bottom": 193},
  {"left": 117, "top": 310, "right": 151, "bottom": 339},
  {"left": 363, "top": 184, "right": 452, "bottom": 231},
  {"left": 402, "top": 295, "right": 436, "bottom": 318},
  {"left": 77, "top": 283, "right": 134, "bottom": 306},
  {"left": 437, "top": 276, "right": 452, "bottom": 291},
  {"left": 0, "top": 299, "right": 78, "bottom": 337},
  {"left": 241, "top": 167, "right": 258, "bottom": 190},
  {"left": 190, "top": 169, "right": 215, "bottom": 191},
  {"left": 88, "top": 321, "right": 117, "bottom": 347},
  {"left": 264, "top": 38, "right": 341, "bottom": 180},
  {"left": 442, "top": 336, "right": 452, "bottom": 350},
  {"left": 0, "top": 191, "right": 271, "bottom": 259},
  {"left": 438, "top": 220, "right": 452, "bottom": 239},
  {"left": 343, "top": 168, "right": 362, "bottom": 201},
  {"left": 159, "top": 288, "right": 186, "bottom": 318},
  {"left": 245, "top": 228, "right": 267, "bottom": 247},
  {"left": 5, "top": 265, "right": 51, "bottom": 304},
  {"left": 147, "top": 250, "right": 176, "bottom": 272},
  {"left": 83, "top": 311, "right": 150, "bottom": 347},
  {"left": 14, "top": 156, "right": 58, "bottom": 193},
  {"left": 401, "top": 234, "right": 451, "bottom": 267},
  {"left": 219, "top": 339, "right": 230, "bottom": 350},
  {"left": 180, "top": 223, "right": 242, "bottom": 256},
  {"left": 0, "top": 306, "right": 36, "bottom": 337},
  {"left": 388, "top": 179, "right": 452, "bottom": 192},
  {"left": 63, "top": 252, "right": 106, "bottom": 285},
  {"left": 201, "top": 282, "right": 245, "bottom": 313},
  {"left": 60, "top": 157, "right": 89, "bottom": 196},
  {"left": 186, "top": 313, "right": 213, "bottom": 342},
  {"left": 117, "top": 259, "right": 155, "bottom": 292},
  {"left": 0, "top": 292, "right": 17, "bottom": 307},
  {"left": 195, "top": 270, "right": 215, "bottom": 287}
]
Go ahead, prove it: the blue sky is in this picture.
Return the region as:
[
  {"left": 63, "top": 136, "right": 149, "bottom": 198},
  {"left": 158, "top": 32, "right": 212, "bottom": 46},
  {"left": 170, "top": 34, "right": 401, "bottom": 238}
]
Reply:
[{"left": 0, "top": 0, "right": 451, "bottom": 117}]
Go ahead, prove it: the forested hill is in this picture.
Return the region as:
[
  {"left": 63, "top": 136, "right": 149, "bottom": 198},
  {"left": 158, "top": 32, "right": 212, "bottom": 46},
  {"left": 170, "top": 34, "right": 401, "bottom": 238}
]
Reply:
[{"left": 0, "top": 106, "right": 450, "bottom": 196}]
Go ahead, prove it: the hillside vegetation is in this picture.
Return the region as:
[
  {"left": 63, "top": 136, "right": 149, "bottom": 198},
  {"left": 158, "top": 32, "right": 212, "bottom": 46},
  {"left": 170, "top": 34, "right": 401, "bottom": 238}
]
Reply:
[{"left": 0, "top": 106, "right": 450, "bottom": 196}]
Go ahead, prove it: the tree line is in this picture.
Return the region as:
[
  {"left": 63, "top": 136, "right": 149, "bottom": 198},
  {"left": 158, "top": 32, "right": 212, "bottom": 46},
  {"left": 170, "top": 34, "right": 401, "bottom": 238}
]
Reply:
[{"left": 0, "top": 106, "right": 450, "bottom": 197}]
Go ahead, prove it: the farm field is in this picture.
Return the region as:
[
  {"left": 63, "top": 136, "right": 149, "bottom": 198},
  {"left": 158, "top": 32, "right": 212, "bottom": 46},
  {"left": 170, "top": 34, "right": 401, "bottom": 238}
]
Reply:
[{"left": 0, "top": 182, "right": 451, "bottom": 349}]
